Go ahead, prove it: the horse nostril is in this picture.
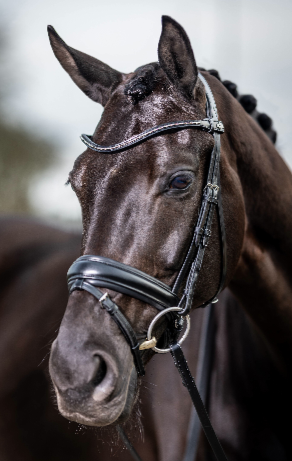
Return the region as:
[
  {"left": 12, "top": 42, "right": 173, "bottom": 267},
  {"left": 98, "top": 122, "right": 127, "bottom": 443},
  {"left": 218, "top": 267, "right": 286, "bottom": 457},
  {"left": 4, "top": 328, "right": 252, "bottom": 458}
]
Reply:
[
  {"left": 91, "top": 353, "right": 118, "bottom": 403},
  {"left": 91, "top": 355, "right": 107, "bottom": 387}
]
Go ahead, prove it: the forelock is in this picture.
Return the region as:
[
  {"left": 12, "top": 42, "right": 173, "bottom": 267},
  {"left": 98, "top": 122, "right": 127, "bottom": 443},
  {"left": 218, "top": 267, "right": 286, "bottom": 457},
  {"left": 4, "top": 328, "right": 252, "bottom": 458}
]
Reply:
[{"left": 124, "top": 63, "right": 161, "bottom": 105}]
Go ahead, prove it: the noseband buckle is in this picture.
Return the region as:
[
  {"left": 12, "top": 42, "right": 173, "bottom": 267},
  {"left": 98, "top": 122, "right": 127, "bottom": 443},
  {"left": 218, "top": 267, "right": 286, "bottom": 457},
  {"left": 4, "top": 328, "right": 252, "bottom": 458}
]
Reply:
[{"left": 99, "top": 292, "right": 110, "bottom": 306}]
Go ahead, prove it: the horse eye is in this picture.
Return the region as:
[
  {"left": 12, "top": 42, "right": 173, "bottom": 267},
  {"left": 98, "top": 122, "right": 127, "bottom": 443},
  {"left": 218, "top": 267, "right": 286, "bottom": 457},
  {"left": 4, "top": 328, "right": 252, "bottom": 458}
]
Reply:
[{"left": 169, "top": 175, "right": 192, "bottom": 190}]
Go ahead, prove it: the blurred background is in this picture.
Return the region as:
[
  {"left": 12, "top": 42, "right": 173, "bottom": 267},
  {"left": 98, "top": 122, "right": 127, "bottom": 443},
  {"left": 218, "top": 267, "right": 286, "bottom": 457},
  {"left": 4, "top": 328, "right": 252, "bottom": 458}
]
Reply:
[{"left": 0, "top": 0, "right": 291, "bottom": 230}]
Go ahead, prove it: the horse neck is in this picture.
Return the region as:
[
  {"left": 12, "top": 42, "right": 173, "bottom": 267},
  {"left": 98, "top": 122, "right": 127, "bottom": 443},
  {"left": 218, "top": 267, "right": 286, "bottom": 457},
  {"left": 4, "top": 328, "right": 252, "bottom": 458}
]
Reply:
[
  {"left": 228, "top": 105, "right": 292, "bottom": 253},
  {"left": 223, "top": 95, "right": 292, "bottom": 372}
]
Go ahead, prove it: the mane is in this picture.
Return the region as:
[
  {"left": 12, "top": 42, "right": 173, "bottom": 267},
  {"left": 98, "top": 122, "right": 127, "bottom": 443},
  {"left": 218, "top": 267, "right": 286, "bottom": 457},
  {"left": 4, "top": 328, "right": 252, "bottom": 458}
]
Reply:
[{"left": 125, "top": 64, "right": 277, "bottom": 144}]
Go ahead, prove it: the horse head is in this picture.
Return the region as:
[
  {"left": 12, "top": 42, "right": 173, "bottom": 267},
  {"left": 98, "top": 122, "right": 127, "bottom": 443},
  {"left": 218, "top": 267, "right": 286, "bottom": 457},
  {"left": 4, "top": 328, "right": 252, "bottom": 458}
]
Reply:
[{"left": 48, "top": 17, "right": 245, "bottom": 427}]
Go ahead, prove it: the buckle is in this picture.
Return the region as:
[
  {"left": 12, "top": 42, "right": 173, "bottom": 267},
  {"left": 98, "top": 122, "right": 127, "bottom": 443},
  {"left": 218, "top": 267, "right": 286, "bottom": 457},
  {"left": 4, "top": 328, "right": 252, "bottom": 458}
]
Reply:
[
  {"left": 214, "top": 120, "right": 224, "bottom": 133},
  {"left": 204, "top": 183, "right": 220, "bottom": 192}
]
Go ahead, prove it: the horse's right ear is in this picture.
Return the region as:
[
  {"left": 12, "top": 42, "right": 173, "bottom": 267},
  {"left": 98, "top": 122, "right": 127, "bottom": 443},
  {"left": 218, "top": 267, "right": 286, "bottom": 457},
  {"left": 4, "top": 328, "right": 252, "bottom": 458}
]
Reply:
[
  {"left": 47, "top": 26, "right": 124, "bottom": 107},
  {"left": 158, "top": 16, "right": 198, "bottom": 101}
]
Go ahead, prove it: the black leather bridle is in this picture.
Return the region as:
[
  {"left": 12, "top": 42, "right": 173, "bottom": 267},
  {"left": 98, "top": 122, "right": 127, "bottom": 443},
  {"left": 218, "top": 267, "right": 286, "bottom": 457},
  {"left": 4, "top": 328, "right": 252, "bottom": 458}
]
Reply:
[{"left": 67, "top": 74, "right": 228, "bottom": 461}]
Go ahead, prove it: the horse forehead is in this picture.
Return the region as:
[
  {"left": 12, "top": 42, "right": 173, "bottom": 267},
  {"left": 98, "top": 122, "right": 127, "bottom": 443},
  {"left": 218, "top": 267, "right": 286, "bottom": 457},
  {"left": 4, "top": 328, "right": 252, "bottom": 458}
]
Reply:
[
  {"left": 94, "top": 80, "right": 200, "bottom": 143},
  {"left": 71, "top": 77, "right": 210, "bottom": 188},
  {"left": 78, "top": 130, "right": 200, "bottom": 182},
  {"left": 71, "top": 125, "right": 212, "bottom": 196}
]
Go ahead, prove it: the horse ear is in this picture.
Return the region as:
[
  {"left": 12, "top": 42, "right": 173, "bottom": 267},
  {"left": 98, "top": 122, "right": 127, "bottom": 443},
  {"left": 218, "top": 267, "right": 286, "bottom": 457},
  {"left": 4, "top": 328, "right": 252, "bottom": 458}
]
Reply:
[
  {"left": 158, "top": 16, "right": 198, "bottom": 100},
  {"left": 47, "top": 26, "right": 124, "bottom": 107}
]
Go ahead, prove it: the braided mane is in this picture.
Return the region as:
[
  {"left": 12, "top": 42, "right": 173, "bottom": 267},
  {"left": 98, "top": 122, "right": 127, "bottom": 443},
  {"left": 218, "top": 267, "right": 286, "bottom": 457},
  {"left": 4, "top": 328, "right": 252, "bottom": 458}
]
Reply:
[{"left": 202, "top": 68, "right": 277, "bottom": 144}]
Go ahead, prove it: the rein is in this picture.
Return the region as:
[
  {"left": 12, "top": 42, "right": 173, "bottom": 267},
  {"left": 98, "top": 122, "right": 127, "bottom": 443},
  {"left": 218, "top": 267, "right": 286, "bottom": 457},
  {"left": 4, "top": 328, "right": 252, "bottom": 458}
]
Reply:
[{"left": 68, "top": 74, "right": 228, "bottom": 461}]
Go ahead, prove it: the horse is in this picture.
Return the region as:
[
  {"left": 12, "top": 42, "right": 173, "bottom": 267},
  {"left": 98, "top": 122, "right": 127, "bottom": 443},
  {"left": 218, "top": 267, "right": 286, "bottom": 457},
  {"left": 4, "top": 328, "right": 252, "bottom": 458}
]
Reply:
[{"left": 46, "top": 16, "right": 292, "bottom": 461}]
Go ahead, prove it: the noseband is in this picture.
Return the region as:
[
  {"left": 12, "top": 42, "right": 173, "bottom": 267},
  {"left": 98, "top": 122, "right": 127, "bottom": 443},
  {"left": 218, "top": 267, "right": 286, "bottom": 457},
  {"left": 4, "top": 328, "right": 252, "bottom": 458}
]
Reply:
[{"left": 68, "top": 74, "right": 228, "bottom": 460}]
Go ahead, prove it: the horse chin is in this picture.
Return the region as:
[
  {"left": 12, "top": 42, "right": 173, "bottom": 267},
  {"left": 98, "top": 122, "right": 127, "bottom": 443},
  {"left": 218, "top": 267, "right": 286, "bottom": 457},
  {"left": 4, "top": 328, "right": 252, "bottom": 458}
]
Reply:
[{"left": 53, "top": 367, "right": 138, "bottom": 427}]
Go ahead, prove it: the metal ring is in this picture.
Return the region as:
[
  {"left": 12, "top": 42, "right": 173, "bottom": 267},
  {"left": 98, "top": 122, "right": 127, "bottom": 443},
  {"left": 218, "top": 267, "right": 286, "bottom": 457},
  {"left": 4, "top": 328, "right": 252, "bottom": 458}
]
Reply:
[{"left": 147, "top": 307, "right": 191, "bottom": 354}]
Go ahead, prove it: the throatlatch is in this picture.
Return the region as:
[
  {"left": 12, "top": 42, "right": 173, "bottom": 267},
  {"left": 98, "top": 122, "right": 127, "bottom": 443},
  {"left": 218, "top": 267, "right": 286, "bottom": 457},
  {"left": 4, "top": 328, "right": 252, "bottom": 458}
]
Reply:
[{"left": 68, "top": 73, "right": 228, "bottom": 461}]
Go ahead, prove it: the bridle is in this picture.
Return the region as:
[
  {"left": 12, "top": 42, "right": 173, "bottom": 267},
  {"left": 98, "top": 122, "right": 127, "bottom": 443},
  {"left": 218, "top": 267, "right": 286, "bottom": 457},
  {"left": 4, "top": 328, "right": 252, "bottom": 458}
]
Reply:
[{"left": 67, "top": 73, "right": 228, "bottom": 461}]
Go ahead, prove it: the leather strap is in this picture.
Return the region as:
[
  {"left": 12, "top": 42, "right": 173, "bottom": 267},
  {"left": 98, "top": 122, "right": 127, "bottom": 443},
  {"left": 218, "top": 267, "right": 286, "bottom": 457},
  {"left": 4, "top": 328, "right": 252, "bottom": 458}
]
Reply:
[
  {"left": 215, "top": 170, "right": 227, "bottom": 296},
  {"left": 170, "top": 343, "right": 228, "bottom": 461},
  {"left": 172, "top": 75, "right": 227, "bottom": 314},
  {"left": 70, "top": 279, "right": 145, "bottom": 376},
  {"left": 182, "top": 304, "right": 215, "bottom": 461},
  {"left": 80, "top": 119, "right": 224, "bottom": 154},
  {"left": 68, "top": 255, "right": 179, "bottom": 311}
]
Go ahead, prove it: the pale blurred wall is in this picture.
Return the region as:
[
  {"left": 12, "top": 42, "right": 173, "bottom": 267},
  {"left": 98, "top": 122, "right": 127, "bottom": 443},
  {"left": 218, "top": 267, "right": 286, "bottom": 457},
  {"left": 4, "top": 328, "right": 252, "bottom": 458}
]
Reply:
[{"left": 1, "top": 0, "right": 291, "bottom": 225}]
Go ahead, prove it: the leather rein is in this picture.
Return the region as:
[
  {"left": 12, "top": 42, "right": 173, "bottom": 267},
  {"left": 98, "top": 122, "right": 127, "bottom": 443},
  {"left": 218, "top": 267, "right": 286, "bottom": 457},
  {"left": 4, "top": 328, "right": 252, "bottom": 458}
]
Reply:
[{"left": 67, "top": 74, "right": 228, "bottom": 461}]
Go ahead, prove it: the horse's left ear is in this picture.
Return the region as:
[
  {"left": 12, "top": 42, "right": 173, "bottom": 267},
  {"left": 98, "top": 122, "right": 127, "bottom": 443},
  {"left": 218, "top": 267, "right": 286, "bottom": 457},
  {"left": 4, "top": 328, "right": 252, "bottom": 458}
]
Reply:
[
  {"left": 47, "top": 25, "right": 124, "bottom": 107},
  {"left": 158, "top": 16, "right": 198, "bottom": 100}
]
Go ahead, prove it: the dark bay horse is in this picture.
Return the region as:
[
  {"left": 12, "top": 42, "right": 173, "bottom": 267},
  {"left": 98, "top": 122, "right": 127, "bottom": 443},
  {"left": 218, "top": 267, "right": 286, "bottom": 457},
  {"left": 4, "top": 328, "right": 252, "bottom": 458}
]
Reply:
[{"left": 46, "top": 15, "right": 292, "bottom": 460}]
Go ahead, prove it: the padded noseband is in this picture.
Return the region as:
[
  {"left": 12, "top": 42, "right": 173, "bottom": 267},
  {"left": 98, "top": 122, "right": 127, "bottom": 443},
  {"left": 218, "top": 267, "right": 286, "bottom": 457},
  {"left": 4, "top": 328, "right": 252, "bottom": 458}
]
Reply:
[
  {"left": 68, "top": 255, "right": 180, "bottom": 376},
  {"left": 68, "top": 255, "right": 179, "bottom": 311}
]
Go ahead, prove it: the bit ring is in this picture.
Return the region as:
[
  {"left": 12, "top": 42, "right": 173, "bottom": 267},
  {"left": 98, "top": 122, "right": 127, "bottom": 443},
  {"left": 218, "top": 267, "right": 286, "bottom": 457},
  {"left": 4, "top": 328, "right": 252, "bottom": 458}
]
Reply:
[{"left": 147, "top": 306, "right": 191, "bottom": 354}]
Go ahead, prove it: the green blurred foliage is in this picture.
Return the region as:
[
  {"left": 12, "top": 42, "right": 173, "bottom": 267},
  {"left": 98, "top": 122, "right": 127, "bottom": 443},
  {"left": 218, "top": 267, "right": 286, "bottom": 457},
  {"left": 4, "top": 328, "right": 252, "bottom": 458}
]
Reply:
[
  {"left": 0, "top": 121, "right": 55, "bottom": 213},
  {"left": 0, "top": 28, "right": 56, "bottom": 214}
]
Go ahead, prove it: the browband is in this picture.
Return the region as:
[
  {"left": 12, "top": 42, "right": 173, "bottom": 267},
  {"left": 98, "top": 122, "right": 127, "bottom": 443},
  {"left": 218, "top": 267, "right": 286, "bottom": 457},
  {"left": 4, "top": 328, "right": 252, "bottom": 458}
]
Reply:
[
  {"left": 80, "top": 119, "right": 224, "bottom": 153},
  {"left": 68, "top": 255, "right": 179, "bottom": 311}
]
